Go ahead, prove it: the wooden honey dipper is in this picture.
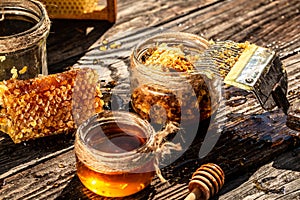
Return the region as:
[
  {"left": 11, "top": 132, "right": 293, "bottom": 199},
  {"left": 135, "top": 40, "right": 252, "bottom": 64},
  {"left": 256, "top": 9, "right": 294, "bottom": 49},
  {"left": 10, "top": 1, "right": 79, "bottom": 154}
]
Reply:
[{"left": 185, "top": 163, "right": 225, "bottom": 200}]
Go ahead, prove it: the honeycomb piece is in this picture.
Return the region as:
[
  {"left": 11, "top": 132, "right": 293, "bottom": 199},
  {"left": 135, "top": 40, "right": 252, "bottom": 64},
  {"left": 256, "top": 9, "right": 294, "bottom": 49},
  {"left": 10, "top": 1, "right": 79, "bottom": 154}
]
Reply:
[
  {"left": 131, "top": 75, "right": 211, "bottom": 124},
  {"left": 142, "top": 44, "right": 195, "bottom": 72},
  {"left": 0, "top": 68, "right": 103, "bottom": 143},
  {"left": 40, "top": 0, "right": 98, "bottom": 15}
]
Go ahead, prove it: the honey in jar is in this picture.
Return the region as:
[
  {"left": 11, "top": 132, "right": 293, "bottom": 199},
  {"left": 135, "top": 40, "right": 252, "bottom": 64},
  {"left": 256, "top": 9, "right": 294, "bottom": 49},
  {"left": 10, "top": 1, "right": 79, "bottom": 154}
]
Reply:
[{"left": 75, "top": 111, "right": 156, "bottom": 197}]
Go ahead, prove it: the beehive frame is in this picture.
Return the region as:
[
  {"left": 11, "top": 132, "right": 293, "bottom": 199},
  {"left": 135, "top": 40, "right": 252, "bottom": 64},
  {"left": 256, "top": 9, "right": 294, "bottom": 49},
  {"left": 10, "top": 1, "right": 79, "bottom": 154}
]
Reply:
[{"left": 39, "top": 0, "right": 117, "bottom": 22}]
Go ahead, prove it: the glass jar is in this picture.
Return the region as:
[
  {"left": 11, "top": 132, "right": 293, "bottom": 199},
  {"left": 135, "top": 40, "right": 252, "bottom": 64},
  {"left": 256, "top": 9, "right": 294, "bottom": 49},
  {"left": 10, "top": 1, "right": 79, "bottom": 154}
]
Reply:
[
  {"left": 130, "top": 32, "right": 221, "bottom": 126},
  {"left": 75, "top": 111, "right": 156, "bottom": 197},
  {"left": 0, "top": 0, "right": 50, "bottom": 80}
]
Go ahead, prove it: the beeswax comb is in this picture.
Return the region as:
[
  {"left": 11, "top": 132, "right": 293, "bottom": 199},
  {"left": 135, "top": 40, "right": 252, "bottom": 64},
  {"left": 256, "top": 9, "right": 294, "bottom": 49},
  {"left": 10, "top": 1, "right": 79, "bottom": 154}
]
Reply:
[
  {"left": 0, "top": 68, "right": 104, "bottom": 143},
  {"left": 196, "top": 41, "right": 289, "bottom": 114}
]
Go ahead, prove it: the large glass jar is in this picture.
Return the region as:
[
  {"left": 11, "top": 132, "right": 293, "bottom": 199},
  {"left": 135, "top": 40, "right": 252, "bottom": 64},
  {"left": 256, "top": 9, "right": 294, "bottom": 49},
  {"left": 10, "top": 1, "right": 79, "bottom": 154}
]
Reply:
[
  {"left": 0, "top": 0, "right": 50, "bottom": 80},
  {"left": 75, "top": 111, "right": 156, "bottom": 197},
  {"left": 130, "top": 32, "right": 221, "bottom": 127}
]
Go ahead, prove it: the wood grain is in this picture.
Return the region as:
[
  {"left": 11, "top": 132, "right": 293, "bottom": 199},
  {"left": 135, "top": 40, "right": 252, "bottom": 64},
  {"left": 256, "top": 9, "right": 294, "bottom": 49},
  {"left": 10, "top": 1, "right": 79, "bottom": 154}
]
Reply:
[
  {"left": 219, "top": 147, "right": 300, "bottom": 200},
  {"left": 0, "top": 0, "right": 299, "bottom": 199}
]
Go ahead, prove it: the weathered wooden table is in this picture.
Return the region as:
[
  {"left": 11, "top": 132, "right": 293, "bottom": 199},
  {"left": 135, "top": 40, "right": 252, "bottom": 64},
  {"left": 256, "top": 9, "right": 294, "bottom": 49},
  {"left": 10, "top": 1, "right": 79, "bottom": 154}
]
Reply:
[{"left": 0, "top": 0, "right": 299, "bottom": 199}]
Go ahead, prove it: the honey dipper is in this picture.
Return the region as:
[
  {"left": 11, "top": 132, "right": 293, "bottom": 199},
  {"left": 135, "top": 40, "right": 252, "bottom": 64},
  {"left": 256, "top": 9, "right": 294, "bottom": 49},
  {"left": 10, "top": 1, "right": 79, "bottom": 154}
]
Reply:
[{"left": 185, "top": 163, "right": 225, "bottom": 200}]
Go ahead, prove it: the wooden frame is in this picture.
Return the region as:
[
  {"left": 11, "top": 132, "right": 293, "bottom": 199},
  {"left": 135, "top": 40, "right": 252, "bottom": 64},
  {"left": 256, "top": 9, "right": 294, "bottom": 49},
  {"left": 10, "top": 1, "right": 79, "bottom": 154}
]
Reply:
[{"left": 40, "top": 0, "right": 117, "bottom": 22}]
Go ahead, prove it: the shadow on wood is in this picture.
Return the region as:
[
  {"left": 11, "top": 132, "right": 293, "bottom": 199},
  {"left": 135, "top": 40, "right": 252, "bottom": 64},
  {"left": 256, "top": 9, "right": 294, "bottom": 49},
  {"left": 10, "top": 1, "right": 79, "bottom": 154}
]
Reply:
[
  {"left": 0, "top": 132, "right": 74, "bottom": 177},
  {"left": 46, "top": 19, "right": 114, "bottom": 74}
]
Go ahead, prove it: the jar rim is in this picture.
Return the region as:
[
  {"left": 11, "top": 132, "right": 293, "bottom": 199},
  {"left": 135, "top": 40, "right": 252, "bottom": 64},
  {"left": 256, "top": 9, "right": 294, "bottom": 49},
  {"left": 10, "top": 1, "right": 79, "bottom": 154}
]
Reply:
[
  {"left": 132, "top": 31, "right": 210, "bottom": 77},
  {"left": 75, "top": 111, "right": 156, "bottom": 172},
  {"left": 0, "top": 0, "right": 50, "bottom": 53},
  {"left": 76, "top": 110, "right": 155, "bottom": 157}
]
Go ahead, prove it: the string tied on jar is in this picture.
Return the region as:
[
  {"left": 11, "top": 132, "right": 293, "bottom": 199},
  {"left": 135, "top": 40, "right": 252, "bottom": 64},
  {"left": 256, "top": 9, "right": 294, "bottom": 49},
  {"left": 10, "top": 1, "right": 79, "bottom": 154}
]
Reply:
[{"left": 144, "top": 121, "right": 182, "bottom": 183}]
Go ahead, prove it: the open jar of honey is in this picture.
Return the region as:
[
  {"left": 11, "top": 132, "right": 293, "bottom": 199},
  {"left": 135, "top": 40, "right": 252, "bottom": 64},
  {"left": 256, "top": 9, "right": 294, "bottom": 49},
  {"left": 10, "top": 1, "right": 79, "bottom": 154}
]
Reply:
[
  {"left": 0, "top": 0, "right": 50, "bottom": 80},
  {"left": 74, "top": 111, "right": 156, "bottom": 197},
  {"left": 130, "top": 32, "right": 221, "bottom": 126}
]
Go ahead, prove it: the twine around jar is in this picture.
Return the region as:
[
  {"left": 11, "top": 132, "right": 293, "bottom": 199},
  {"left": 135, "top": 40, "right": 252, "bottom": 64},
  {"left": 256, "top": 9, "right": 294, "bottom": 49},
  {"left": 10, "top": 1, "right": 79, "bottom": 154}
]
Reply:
[
  {"left": 75, "top": 112, "right": 182, "bottom": 183},
  {"left": 147, "top": 121, "right": 182, "bottom": 182}
]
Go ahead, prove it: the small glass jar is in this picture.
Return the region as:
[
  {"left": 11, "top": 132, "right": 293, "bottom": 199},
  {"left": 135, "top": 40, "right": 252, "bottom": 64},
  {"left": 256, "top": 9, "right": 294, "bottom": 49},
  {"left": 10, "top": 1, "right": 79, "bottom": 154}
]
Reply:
[
  {"left": 130, "top": 32, "right": 221, "bottom": 126},
  {"left": 75, "top": 111, "right": 156, "bottom": 197},
  {"left": 0, "top": 0, "right": 50, "bottom": 80}
]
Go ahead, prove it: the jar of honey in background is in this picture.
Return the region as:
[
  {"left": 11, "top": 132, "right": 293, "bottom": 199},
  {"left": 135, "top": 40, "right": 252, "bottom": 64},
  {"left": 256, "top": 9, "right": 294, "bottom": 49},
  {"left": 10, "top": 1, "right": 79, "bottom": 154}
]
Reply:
[{"left": 75, "top": 111, "right": 156, "bottom": 197}]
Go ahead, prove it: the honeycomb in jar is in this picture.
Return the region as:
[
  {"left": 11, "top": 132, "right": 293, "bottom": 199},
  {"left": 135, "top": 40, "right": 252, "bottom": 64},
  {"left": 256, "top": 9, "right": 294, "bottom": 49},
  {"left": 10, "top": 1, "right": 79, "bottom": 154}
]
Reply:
[
  {"left": 131, "top": 44, "right": 212, "bottom": 124},
  {"left": 142, "top": 44, "right": 195, "bottom": 72},
  {"left": 0, "top": 68, "right": 103, "bottom": 143}
]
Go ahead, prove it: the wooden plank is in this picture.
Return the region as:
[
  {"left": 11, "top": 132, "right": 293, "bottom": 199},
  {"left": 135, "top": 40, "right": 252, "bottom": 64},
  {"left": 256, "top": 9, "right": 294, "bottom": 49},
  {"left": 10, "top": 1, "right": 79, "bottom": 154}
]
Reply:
[
  {"left": 0, "top": 150, "right": 76, "bottom": 200},
  {"left": 218, "top": 147, "right": 300, "bottom": 200},
  {"left": 0, "top": 0, "right": 299, "bottom": 199},
  {"left": 46, "top": 20, "right": 113, "bottom": 73},
  {"left": 68, "top": 0, "right": 300, "bottom": 198},
  {"left": 0, "top": 134, "right": 74, "bottom": 179},
  {"left": 46, "top": 0, "right": 223, "bottom": 73},
  {"left": 101, "top": 0, "right": 224, "bottom": 40}
]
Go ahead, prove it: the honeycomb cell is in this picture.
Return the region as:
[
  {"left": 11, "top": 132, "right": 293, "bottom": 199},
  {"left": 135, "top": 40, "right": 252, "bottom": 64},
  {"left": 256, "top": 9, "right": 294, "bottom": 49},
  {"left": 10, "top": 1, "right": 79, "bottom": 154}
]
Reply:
[
  {"left": 40, "top": 0, "right": 98, "bottom": 15},
  {"left": 0, "top": 68, "right": 104, "bottom": 143}
]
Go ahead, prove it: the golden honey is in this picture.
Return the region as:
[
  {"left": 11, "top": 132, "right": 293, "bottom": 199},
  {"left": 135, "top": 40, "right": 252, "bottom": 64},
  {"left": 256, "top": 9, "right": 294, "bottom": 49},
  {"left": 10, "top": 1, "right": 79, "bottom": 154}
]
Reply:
[
  {"left": 76, "top": 159, "right": 154, "bottom": 197},
  {"left": 75, "top": 111, "right": 156, "bottom": 197}
]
